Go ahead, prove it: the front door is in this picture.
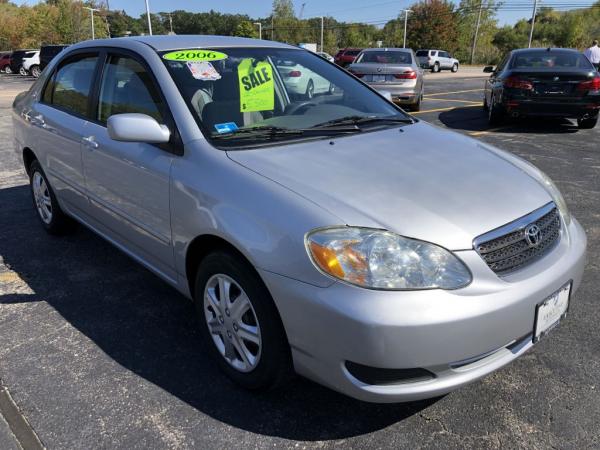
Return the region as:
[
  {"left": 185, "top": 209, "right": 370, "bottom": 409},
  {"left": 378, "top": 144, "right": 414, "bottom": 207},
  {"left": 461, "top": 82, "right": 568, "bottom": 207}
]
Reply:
[{"left": 82, "top": 53, "right": 176, "bottom": 281}]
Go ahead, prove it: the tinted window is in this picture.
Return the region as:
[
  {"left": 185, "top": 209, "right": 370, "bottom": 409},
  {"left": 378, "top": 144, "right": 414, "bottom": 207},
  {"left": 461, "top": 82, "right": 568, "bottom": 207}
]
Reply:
[
  {"left": 439, "top": 51, "right": 448, "bottom": 58},
  {"left": 346, "top": 50, "right": 361, "bottom": 56},
  {"left": 356, "top": 51, "right": 412, "bottom": 64},
  {"left": 415, "top": 50, "right": 428, "bottom": 57},
  {"left": 510, "top": 51, "right": 593, "bottom": 69},
  {"left": 97, "top": 55, "right": 164, "bottom": 123},
  {"left": 49, "top": 56, "right": 98, "bottom": 117}
]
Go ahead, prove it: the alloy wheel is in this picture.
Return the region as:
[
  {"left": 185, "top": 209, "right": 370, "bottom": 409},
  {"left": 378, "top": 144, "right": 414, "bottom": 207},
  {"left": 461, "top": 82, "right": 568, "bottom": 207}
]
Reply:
[
  {"left": 203, "top": 274, "right": 262, "bottom": 373},
  {"left": 32, "top": 171, "right": 53, "bottom": 224}
]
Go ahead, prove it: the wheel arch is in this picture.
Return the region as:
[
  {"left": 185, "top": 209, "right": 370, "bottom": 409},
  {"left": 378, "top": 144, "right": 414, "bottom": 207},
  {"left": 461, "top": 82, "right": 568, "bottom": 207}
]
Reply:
[{"left": 22, "top": 147, "right": 37, "bottom": 176}]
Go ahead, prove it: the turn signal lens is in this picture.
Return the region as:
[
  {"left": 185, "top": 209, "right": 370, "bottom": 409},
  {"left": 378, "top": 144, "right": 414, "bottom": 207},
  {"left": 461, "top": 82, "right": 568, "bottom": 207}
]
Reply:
[
  {"left": 288, "top": 70, "right": 302, "bottom": 77},
  {"left": 306, "top": 227, "right": 471, "bottom": 290},
  {"left": 394, "top": 71, "right": 417, "bottom": 79},
  {"left": 577, "top": 76, "right": 600, "bottom": 93}
]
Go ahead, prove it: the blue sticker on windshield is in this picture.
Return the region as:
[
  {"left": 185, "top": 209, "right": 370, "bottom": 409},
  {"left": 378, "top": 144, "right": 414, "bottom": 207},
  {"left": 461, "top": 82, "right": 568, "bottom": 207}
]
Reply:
[{"left": 214, "top": 122, "right": 239, "bottom": 134}]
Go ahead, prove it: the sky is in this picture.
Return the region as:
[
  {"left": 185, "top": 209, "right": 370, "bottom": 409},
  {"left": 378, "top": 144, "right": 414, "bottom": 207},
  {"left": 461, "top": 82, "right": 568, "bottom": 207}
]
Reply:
[{"left": 12, "top": 0, "right": 600, "bottom": 26}]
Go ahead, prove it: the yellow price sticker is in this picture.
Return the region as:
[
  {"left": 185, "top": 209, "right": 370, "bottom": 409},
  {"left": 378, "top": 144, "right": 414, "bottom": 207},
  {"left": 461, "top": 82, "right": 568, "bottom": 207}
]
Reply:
[
  {"left": 238, "top": 59, "right": 275, "bottom": 113},
  {"left": 163, "top": 50, "right": 228, "bottom": 62}
]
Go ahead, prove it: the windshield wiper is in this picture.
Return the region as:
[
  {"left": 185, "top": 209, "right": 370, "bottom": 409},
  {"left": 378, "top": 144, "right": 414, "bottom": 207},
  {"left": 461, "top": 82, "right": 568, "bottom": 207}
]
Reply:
[
  {"left": 211, "top": 125, "right": 361, "bottom": 141},
  {"left": 311, "top": 115, "right": 415, "bottom": 129}
]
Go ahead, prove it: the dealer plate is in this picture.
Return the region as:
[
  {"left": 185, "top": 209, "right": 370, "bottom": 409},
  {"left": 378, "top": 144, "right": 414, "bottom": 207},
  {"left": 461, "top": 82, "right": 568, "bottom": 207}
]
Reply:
[{"left": 534, "top": 282, "right": 571, "bottom": 343}]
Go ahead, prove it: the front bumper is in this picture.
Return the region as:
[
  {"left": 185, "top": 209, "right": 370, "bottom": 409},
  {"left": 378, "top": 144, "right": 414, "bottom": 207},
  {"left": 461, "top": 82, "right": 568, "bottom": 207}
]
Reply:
[{"left": 260, "top": 218, "right": 586, "bottom": 403}]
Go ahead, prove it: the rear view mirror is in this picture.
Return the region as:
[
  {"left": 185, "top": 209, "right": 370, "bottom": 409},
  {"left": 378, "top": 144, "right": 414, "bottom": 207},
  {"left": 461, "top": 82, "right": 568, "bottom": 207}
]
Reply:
[
  {"left": 107, "top": 113, "right": 171, "bottom": 144},
  {"left": 483, "top": 66, "right": 495, "bottom": 73}
]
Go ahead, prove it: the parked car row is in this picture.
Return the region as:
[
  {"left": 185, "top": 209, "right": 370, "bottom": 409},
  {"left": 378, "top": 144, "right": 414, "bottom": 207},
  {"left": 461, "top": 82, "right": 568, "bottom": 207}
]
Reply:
[
  {"left": 0, "top": 45, "right": 68, "bottom": 78},
  {"left": 332, "top": 47, "right": 459, "bottom": 73}
]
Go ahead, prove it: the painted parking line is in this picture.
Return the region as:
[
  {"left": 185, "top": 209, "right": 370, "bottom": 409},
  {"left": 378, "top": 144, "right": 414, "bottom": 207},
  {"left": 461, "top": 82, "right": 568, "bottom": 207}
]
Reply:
[
  {"left": 412, "top": 104, "right": 482, "bottom": 114},
  {"left": 468, "top": 127, "right": 507, "bottom": 136},
  {"left": 423, "top": 97, "right": 482, "bottom": 104},
  {"left": 425, "top": 89, "right": 484, "bottom": 96}
]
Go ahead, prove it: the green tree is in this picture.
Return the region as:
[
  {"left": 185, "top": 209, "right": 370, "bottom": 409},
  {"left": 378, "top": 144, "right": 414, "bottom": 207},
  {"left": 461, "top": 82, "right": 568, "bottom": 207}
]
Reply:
[
  {"left": 405, "top": 0, "right": 460, "bottom": 53},
  {"left": 234, "top": 20, "right": 257, "bottom": 38}
]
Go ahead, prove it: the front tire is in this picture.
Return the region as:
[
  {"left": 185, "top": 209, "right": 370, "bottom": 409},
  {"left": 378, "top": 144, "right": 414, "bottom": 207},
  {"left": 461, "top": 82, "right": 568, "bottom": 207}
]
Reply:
[
  {"left": 30, "top": 65, "right": 41, "bottom": 78},
  {"left": 305, "top": 79, "right": 314, "bottom": 99},
  {"left": 18, "top": 65, "right": 27, "bottom": 76},
  {"left": 451, "top": 63, "right": 458, "bottom": 73},
  {"left": 194, "top": 250, "right": 291, "bottom": 390},
  {"left": 29, "top": 160, "right": 75, "bottom": 234},
  {"left": 4, "top": 65, "right": 12, "bottom": 74},
  {"left": 488, "top": 94, "right": 505, "bottom": 126}
]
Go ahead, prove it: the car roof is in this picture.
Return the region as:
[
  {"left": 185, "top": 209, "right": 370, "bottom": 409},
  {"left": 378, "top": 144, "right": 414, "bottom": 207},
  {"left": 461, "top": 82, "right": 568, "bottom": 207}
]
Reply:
[
  {"left": 362, "top": 48, "right": 412, "bottom": 52},
  {"left": 73, "top": 35, "right": 298, "bottom": 52},
  {"left": 511, "top": 47, "right": 580, "bottom": 54}
]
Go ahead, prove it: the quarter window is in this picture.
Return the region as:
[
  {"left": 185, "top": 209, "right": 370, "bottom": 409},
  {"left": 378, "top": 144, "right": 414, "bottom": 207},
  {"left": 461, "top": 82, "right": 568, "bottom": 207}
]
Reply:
[
  {"left": 97, "top": 55, "right": 164, "bottom": 123},
  {"left": 49, "top": 56, "right": 98, "bottom": 117}
]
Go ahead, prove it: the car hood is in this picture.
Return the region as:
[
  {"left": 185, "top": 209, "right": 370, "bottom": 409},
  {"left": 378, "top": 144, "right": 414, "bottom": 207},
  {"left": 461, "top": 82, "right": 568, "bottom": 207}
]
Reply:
[{"left": 227, "top": 121, "right": 553, "bottom": 250}]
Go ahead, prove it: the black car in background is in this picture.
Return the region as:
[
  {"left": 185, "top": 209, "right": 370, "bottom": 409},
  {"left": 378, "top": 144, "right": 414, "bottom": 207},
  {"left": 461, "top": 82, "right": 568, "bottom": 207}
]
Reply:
[
  {"left": 9, "top": 49, "right": 35, "bottom": 75},
  {"left": 39, "top": 44, "right": 69, "bottom": 70},
  {"left": 483, "top": 48, "right": 600, "bottom": 129}
]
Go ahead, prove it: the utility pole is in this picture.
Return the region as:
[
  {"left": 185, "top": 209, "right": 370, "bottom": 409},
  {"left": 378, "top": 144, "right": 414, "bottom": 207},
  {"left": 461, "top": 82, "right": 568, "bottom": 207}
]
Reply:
[
  {"left": 528, "top": 0, "right": 538, "bottom": 48},
  {"left": 320, "top": 16, "right": 324, "bottom": 52},
  {"left": 84, "top": 7, "right": 99, "bottom": 40},
  {"left": 144, "top": 0, "right": 153, "bottom": 35},
  {"left": 168, "top": 13, "right": 174, "bottom": 34},
  {"left": 401, "top": 9, "right": 412, "bottom": 48},
  {"left": 470, "top": 1, "right": 484, "bottom": 64},
  {"left": 271, "top": 15, "right": 274, "bottom": 40},
  {"left": 254, "top": 22, "right": 262, "bottom": 39}
]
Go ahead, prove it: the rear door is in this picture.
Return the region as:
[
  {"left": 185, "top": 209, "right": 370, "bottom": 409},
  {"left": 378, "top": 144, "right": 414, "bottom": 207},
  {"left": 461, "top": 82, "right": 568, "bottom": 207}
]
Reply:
[
  {"left": 30, "top": 52, "right": 100, "bottom": 215},
  {"left": 81, "top": 51, "right": 177, "bottom": 281}
]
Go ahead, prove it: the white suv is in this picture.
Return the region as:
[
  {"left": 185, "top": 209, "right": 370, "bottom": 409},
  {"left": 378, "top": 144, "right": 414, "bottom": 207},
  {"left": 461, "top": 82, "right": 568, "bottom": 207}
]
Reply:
[
  {"left": 416, "top": 49, "right": 459, "bottom": 73},
  {"left": 22, "top": 50, "right": 41, "bottom": 78}
]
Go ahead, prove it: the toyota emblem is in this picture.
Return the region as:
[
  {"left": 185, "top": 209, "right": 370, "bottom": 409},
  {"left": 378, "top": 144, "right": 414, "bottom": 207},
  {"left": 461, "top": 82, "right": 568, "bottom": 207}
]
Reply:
[{"left": 524, "top": 224, "right": 542, "bottom": 248}]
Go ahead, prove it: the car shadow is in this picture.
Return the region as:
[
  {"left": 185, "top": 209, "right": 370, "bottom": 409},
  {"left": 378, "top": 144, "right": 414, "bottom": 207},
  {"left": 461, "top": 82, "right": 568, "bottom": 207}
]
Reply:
[
  {"left": 438, "top": 106, "right": 580, "bottom": 134},
  {"left": 0, "top": 184, "right": 437, "bottom": 441}
]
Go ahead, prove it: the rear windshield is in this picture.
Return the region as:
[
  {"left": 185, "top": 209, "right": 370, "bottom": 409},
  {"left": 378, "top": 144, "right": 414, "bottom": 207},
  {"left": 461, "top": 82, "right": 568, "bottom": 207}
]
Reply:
[
  {"left": 510, "top": 51, "right": 594, "bottom": 69},
  {"left": 415, "top": 50, "right": 428, "bottom": 57},
  {"left": 355, "top": 51, "right": 412, "bottom": 64}
]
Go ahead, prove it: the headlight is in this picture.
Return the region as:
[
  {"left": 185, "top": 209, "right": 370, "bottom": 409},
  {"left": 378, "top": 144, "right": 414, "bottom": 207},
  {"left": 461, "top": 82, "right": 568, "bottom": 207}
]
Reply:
[
  {"left": 306, "top": 227, "right": 471, "bottom": 290},
  {"left": 537, "top": 171, "right": 571, "bottom": 226}
]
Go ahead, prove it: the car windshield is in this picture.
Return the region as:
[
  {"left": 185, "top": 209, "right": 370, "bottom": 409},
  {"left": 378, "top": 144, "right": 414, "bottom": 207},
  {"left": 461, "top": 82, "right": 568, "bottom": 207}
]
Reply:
[
  {"left": 161, "top": 47, "right": 411, "bottom": 148},
  {"left": 510, "top": 51, "right": 594, "bottom": 69},
  {"left": 355, "top": 51, "right": 412, "bottom": 64}
]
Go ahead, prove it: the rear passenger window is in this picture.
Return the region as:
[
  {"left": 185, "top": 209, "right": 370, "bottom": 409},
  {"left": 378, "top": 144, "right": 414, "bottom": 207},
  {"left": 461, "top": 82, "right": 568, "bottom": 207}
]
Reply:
[
  {"left": 48, "top": 56, "right": 98, "bottom": 117},
  {"left": 97, "top": 55, "right": 164, "bottom": 123}
]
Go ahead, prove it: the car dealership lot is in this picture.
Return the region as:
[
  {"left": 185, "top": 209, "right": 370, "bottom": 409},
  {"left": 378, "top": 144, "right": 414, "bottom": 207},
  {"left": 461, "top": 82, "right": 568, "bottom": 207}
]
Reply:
[{"left": 0, "top": 73, "right": 599, "bottom": 449}]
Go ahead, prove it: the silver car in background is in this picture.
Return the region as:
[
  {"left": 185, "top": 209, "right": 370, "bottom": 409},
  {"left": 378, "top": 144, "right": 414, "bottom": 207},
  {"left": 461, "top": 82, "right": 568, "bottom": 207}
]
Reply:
[
  {"left": 416, "top": 49, "right": 460, "bottom": 73},
  {"left": 12, "top": 36, "right": 586, "bottom": 403},
  {"left": 348, "top": 48, "right": 424, "bottom": 111}
]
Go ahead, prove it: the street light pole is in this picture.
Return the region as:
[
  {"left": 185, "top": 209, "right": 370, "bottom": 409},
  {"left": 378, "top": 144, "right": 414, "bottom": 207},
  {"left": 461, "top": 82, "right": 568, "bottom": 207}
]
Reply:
[
  {"left": 144, "top": 0, "right": 153, "bottom": 36},
  {"left": 528, "top": 0, "right": 538, "bottom": 48},
  {"left": 402, "top": 9, "right": 412, "bottom": 48},
  {"left": 320, "top": 16, "right": 324, "bottom": 52},
  {"left": 253, "top": 22, "right": 262, "bottom": 40},
  {"left": 84, "top": 7, "right": 99, "bottom": 40}
]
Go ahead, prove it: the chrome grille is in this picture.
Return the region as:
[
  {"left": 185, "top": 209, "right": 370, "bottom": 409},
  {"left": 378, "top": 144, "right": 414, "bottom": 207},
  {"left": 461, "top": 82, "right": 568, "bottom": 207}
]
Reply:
[{"left": 474, "top": 203, "right": 561, "bottom": 275}]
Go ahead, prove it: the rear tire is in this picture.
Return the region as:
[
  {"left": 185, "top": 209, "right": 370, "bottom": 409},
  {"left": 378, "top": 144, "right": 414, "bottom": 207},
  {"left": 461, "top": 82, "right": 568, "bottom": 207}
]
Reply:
[
  {"left": 194, "top": 250, "right": 292, "bottom": 391},
  {"left": 578, "top": 115, "right": 598, "bottom": 129},
  {"left": 305, "top": 79, "right": 314, "bottom": 99},
  {"left": 488, "top": 94, "right": 505, "bottom": 126},
  {"left": 18, "top": 65, "right": 27, "bottom": 76},
  {"left": 29, "top": 160, "right": 75, "bottom": 235},
  {"left": 5, "top": 65, "right": 13, "bottom": 74},
  {"left": 432, "top": 62, "right": 440, "bottom": 73}
]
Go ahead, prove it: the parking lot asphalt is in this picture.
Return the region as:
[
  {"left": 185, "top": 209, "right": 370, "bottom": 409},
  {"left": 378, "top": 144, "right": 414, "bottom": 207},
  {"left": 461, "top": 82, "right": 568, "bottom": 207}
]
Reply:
[{"left": 1, "top": 72, "right": 599, "bottom": 449}]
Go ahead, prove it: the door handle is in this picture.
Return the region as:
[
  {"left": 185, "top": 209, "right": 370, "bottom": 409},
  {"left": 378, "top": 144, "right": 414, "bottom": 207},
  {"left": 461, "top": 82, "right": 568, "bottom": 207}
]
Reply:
[
  {"left": 82, "top": 136, "right": 99, "bottom": 149},
  {"left": 30, "top": 114, "right": 46, "bottom": 128}
]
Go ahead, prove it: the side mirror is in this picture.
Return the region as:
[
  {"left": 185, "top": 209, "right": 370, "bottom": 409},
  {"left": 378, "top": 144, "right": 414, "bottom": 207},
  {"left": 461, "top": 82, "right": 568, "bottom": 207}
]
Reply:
[
  {"left": 107, "top": 113, "right": 170, "bottom": 144},
  {"left": 378, "top": 90, "right": 393, "bottom": 102},
  {"left": 483, "top": 66, "right": 495, "bottom": 73}
]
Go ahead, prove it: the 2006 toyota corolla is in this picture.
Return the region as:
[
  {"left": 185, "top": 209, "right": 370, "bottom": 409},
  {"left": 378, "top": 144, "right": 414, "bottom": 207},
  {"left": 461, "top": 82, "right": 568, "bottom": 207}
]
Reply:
[{"left": 12, "top": 36, "right": 586, "bottom": 403}]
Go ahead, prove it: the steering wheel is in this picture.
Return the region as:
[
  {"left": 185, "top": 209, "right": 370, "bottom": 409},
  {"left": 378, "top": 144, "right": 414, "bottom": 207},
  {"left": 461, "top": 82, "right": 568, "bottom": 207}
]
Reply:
[{"left": 285, "top": 101, "right": 318, "bottom": 115}]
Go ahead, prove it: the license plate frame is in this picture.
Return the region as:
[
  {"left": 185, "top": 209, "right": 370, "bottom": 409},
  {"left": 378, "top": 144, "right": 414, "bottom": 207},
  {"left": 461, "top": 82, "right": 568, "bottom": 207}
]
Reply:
[
  {"left": 533, "top": 281, "right": 572, "bottom": 343},
  {"left": 372, "top": 74, "right": 386, "bottom": 82}
]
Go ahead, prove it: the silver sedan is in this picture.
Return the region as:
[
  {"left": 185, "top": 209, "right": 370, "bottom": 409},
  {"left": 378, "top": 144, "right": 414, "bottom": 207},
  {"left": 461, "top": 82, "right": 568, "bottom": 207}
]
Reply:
[
  {"left": 348, "top": 47, "right": 424, "bottom": 111},
  {"left": 12, "top": 35, "right": 586, "bottom": 403}
]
